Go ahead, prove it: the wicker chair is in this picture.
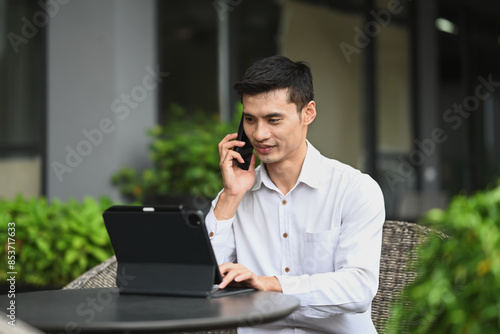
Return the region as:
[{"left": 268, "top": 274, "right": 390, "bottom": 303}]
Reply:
[
  {"left": 372, "top": 220, "right": 432, "bottom": 332},
  {"left": 64, "top": 220, "right": 432, "bottom": 333}
]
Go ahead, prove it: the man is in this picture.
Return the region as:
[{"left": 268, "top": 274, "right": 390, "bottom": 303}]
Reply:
[{"left": 205, "top": 55, "right": 385, "bottom": 333}]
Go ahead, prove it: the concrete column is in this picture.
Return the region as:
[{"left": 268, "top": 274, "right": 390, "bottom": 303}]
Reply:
[
  {"left": 414, "top": 0, "right": 441, "bottom": 192},
  {"left": 47, "top": 0, "right": 158, "bottom": 201}
]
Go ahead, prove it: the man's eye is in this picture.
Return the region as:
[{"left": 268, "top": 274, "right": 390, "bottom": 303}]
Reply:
[
  {"left": 244, "top": 117, "right": 254, "bottom": 123},
  {"left": 269, "top": 119, "right": 280, "bottom": 123}
]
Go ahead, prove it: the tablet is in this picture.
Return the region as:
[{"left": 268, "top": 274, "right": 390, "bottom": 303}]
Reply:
[{"left": 103, "top": 205, "right": 254, "bottom": 298}]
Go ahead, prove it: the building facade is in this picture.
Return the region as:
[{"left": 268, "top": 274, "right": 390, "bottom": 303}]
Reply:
[{"left": 1, "top": 0, "right": 499, "bottom": 221}]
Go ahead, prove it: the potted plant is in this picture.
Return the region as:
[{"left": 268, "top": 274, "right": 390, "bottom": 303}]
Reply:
[
  {"left": 387, "top": 180, "right": 500, "bottom": 333},
  {"left": 111, "top": 103, "right": 245, "bottom": 213},
  {"left": 0, "top": 195, "right": 115, "bottom": 292}
]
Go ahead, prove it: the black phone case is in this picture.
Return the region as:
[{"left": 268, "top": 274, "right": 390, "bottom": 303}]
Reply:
[{"left": 233, "top": 116, "right": 253, "bottom": 170}]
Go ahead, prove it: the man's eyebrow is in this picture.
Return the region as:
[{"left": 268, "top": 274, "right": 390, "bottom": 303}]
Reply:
[
  {"left": 243, "top": 112, "right": 284, "bottom": 118},
  {"left": 264, "top": 112, "right": 284, "bottom": 118}
]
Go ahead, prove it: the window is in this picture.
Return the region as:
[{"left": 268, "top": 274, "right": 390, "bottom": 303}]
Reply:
[{"left": 0, "top": 0, "right": 46, "bottom": 198}]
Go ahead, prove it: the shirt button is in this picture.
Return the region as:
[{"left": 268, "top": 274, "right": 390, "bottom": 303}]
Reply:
[
  {"left": 282, "top": 200, "right": 287, "bottom": 205},
  {"left": 285, "top": 267, "right": 290, "bottom": 273},
  {"left": 283, "top": 233, "right": 288, "bottom": 238},
  {"left": 209, "top": 232, "right": 214, "bottom": 237}
]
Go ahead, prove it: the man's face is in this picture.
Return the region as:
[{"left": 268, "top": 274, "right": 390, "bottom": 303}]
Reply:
[{"left": 242, "top": 88, "right": 315, "bottom": 167}]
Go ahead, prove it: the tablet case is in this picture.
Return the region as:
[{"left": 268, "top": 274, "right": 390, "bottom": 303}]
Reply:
[{"left": 103, "top": 205, "right": 223, "bottom": 297}]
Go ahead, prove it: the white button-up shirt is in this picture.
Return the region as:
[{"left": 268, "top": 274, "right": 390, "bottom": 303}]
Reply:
[{"left": 206, "top": 142, "right": 385, "bottom": 333}]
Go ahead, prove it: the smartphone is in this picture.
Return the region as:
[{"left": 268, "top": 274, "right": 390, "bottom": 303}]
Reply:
[{"left": 233, "top": 115, "right": 253, "bottom": 170}]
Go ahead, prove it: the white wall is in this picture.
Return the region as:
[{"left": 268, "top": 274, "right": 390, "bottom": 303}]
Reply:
[
  {"left": 280, "top": 0, "right": 364, "bottom": 169},
  {"left": 377, "top": 24, "right": 411, "bottom": 153},
  {"left": 279, "top": 0, "right": 411, "bottom": 170},
  {"left": 47, "top": 0, "right": 158, "bottom": 201},
  {"left": 0, "top": 157, "right": 41, "bottom": 198}
]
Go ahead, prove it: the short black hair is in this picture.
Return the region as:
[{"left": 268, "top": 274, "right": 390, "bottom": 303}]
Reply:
[{"left": 233, "top": 55, "right": 314, "bottom": 112}]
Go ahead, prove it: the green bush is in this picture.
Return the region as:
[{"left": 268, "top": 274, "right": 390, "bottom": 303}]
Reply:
[
  {"left": 112, "top": 103, "right": 245, "bottom": 203},
  {"left": 0, "top": 195, "right": 115, "bottom": 287},
  {"left": 387, "top": 182, "right": 500, "bottom": 333}
]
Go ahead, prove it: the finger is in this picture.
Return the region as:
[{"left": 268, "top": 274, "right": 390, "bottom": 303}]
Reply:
[
  {"left": 219, "top": 269, "right": 242, "bottom": 289},
  {"left": 218, "top": 276, "right": 232, "bottom": 289},
  {"left": 230, "top": 151, "right": 246, "bottom": 165},
  {"left": 248, "top": 153, "right": 257, "bottom": 170},
  {"left": 221, "top": 132, "right": 238, "bottom": 143},
  {"left": 218, "top": 264, "right": 244, "bottom": 288},
  {"left": 223, "top": 139, "right": 246, "bottom": 153},
  {"left": 218, "top": 133, "right": 239, "bottom": 157},
  {"left": 219, "top": 263, "right": 241, "bottom": 278},
  {"left": 220, "top": 150, "right": 243, "bottom": 170},
  {"left": 234, "top": 271, "right": 253, "bottom": 283},
  {"left": 218, "top": 263, "right": 234, "bottom": 275},
  {"left": 230, "top": 152, "right": 255, "bottom": 171},
  {"left": 220, "top": 142, "right": 246, "bottom": 165}
]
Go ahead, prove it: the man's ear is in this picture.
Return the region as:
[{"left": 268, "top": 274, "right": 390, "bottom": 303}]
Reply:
[{"left": 302, "top": 101, "right": 317, "bottom": 125}]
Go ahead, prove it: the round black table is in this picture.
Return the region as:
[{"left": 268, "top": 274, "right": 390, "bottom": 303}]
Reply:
[{"left": 1, "top": 288, "right": 300, "bottom": 333}]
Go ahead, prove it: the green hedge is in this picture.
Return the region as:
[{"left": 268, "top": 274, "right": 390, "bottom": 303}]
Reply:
[
  {"left": 0, "top": 195, "right": 115, "bottom": 287},
  {"left": 387, "top": 182, "right": 500, "bottom": 333}
]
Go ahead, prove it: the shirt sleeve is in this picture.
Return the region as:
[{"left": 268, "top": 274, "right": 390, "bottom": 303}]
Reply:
[
  {"left": 205, "top": 191, "right": 237, "bottom": 264},
  {"left": 276, "top": 173, "right": 385, "bottom": 314}
]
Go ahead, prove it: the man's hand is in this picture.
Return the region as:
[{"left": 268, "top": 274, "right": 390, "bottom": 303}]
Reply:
[
  {"left": 218, "top": 263, "right": 282, "bottom": 292},
  {"left": 214, "top": 133, "right": 256, "bottom": 220}
]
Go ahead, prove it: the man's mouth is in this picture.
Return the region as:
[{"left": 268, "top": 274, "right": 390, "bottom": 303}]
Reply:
[{"left": 255, "top": 144, "right": 275, "bottom": 154}]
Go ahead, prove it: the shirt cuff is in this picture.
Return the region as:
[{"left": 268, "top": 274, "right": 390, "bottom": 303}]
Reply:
[
  {"left": 206, "top": 208, "right": 234, "bottom": 244},
  {"left": 275, "top": 274, "right": 312, "bottom": 295}
]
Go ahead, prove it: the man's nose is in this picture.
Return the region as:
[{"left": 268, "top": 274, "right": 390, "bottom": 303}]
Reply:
[{"left": 253, "top": 123, "right": 271, "bottom": 141}]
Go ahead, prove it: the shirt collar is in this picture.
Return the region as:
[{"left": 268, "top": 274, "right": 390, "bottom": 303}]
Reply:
[
  {"left": 296, "top": 140, "right": 324, "bottom": 189},
  {"left": 251, "top": 140, "right": 324, "bottom": 192}
]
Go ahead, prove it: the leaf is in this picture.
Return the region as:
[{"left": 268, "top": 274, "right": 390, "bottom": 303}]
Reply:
[
  {"left": 35, "top": 239, "right": 51, "bottom": 255},
  {"left": 88, "top": 247, "right": 111, "bottom": 262},
  {"left": 64, "top": 249, "right": 80, "bottom": 265},
  {"left": 388, "top": 180, "right": 500, "bottom": 333}
]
